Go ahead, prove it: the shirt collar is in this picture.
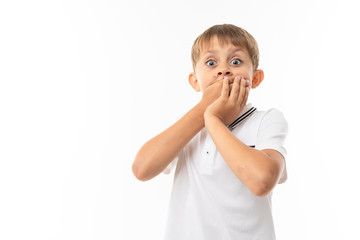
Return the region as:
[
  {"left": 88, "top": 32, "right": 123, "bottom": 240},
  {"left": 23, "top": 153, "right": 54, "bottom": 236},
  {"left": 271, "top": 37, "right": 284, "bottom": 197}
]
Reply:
[
  {"left": 227, "top": 103, "right": 256, "bottom": 130},
  {"left": 240, "top": 103, "right": 253, "bottom": 116}
]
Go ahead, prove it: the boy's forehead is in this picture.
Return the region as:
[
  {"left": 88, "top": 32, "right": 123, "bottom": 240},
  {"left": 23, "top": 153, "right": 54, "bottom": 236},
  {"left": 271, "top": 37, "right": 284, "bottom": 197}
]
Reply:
[{"left": 199, "top": 37, "right": 246, "bottom": 55}]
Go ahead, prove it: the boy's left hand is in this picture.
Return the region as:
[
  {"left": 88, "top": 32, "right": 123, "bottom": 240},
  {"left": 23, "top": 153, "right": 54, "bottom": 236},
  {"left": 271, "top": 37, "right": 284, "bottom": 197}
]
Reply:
[{"left": 204, "top": 76, "right": 250, "bottom": 126}]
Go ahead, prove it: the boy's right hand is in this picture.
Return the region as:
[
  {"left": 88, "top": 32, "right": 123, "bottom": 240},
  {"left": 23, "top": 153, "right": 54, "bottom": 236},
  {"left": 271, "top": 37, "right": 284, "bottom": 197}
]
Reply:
[{"left": 200, "top": 76, "right": 224, "bottom": 109}]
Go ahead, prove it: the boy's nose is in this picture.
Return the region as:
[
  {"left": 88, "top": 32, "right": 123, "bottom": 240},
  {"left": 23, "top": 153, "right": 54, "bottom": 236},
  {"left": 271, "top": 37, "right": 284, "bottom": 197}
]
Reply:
[{"left": 217, "top": 71, "right": 232, "bottom": 76}]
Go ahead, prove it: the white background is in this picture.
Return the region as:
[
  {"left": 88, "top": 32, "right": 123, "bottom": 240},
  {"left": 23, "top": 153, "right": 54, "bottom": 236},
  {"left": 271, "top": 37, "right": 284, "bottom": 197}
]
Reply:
[{"left": 1, "top": 0, "right": 359, "bottom": 239}]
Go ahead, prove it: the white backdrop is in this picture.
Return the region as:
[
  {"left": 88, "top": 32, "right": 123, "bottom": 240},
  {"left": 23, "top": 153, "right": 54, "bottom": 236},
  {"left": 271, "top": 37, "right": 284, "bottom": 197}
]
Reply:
[{"left": 1, "top": 0, "right": 359, "bottom": 239}]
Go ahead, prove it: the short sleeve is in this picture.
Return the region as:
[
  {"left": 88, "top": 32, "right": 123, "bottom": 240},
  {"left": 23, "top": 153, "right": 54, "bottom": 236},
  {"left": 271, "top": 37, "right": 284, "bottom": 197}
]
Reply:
[{"left": 255, "top": 109, "right": 289, "bottom": 184}]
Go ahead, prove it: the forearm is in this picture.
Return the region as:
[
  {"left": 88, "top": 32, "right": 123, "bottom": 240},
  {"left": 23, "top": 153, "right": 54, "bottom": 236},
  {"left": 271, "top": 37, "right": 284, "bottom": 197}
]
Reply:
[
  {"left": 132, "top": 102, "right": 207, "bottom": 181},
  {"left": 204, "top": 115, "right": 280, "bottom": 196}
]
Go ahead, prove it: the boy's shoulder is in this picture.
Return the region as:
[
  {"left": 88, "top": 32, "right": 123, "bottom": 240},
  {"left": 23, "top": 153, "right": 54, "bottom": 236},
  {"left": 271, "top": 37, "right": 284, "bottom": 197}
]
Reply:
[
  {"left": 254, "top": 107, "right": 285, "bottom": 117},
  {"left": 248, "top": 107, "right": 287, "bottom": 128},
  {"left": 235, "top": 106, "right": 286, "bottom": 129},
  {"left": 230, "top": 106, "right": 287, "bottom": 142},
  {"left": 252, "top": 107, "right": 288, "bottom": 128}
]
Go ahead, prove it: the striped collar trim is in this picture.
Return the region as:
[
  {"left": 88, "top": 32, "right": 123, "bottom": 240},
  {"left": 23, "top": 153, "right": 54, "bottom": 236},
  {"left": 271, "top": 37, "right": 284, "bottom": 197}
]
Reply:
[{"left": 228, "top": 104, "right": 256, "bottom": 130}]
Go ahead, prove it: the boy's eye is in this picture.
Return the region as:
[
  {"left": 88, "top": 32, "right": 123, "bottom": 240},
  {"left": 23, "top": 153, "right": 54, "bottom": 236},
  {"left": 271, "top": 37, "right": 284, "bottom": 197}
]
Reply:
[
  {"left": 231, "top": 59, "right": 241, "bottom": 65},
  {"left": 206, "top": 60, "right": 216, "bottom": 66}
]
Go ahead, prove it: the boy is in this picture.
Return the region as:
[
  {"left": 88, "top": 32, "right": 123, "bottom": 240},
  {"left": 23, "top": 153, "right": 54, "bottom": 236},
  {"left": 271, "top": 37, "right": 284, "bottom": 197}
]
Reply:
[{"left": 132, "top": 24, "right": 288, "bottom": 240}]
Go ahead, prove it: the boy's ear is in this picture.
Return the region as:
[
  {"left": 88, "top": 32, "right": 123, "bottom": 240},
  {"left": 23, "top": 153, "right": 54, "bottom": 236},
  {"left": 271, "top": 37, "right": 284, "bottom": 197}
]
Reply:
[
  {"left": 188, "top": 72, "right": 201, "bottom": 92},
  {"left": 251, "top": 69, "right": 264, "bottom": 89}
]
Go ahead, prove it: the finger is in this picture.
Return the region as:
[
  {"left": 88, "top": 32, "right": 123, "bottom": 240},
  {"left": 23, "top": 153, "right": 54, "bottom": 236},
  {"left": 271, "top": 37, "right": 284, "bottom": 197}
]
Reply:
[
  {"left": 243, "top": 81, "right": 250, "bottom": 107},
  {"left": 237, "top": 76, "right": 247, "bottom": 105},
  {"left": 245, "top": 78, "right": 251, "bottom": 88},
  {"left": 246, "top": 79, "right": 251, "bottom": 92},
  {"left": 221, "top": 76, "right": 230, "bottom": 99},
  {"left": 229, "top": 76, "right": 241, "bottom": 102},
  {"left": 240, "top": 79, "right": 250, "bottom": 109}
]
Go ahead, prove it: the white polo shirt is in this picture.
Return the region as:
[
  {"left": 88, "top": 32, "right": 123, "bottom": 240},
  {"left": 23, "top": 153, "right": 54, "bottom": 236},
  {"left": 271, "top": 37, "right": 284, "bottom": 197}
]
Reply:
[{"left": 163, "top": 103, "right": 288, "bottom": 240}]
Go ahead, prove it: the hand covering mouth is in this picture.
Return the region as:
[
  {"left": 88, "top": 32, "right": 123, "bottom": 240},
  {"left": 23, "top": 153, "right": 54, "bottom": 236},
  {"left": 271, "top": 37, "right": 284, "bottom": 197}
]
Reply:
[{"left": 223, "top": 76, "right": 236, "bottom": 84}]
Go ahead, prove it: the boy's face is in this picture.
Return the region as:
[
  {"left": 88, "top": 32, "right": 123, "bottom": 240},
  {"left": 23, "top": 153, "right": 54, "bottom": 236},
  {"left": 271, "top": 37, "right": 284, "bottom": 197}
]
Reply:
[{"left": 189, "top": 37, "right": 263, "bottom": 92}]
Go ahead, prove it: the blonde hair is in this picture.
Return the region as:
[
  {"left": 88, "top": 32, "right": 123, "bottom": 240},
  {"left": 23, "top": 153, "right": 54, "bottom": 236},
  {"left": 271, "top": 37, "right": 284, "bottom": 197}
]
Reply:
[{"left": 191, "top": 24, "right": 260, "bottom": 71}]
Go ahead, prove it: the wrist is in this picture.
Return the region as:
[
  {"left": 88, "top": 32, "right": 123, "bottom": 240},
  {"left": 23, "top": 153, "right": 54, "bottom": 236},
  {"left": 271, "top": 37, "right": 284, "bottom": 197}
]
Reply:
[
  {"left": 204, "top": 110, "right": 224, "bottom": 127},
  {"left": 196, "top": 100, "right": 209, "bottom": 115},
  {"left": 191, "top": 102, "right": 208, "bottom": 127}
]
